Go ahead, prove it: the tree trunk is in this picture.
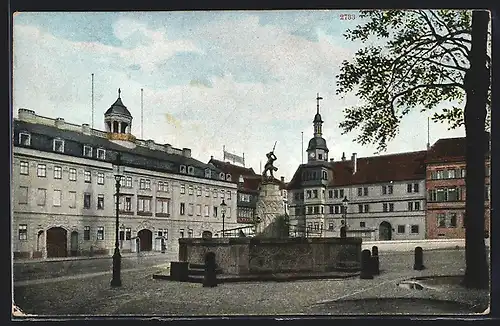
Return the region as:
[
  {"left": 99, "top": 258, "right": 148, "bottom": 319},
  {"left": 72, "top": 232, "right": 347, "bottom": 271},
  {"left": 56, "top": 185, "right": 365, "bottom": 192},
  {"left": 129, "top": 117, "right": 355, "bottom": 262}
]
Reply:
[{"left": 463, "top": 10, "right": 489, "bottom": 289}]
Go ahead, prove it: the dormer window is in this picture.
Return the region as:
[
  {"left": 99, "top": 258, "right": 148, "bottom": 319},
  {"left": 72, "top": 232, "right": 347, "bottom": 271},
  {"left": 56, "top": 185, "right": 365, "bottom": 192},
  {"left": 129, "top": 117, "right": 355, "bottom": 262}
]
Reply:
[
  {"left": 187, "top": 166, "right": 194, "bottom": 175},
  {"left": 205, "top": 168, "right": 212, "bottom": 178},
  {"left": 19, "top": 132, "right": 31, "bottom": 146},
  {"left": 97, "top": 148, "right": 106, "bottom": 160},
  {"left": 83, "top": 145, "right": 93, "bottom": 158},
  {"left": 226, "top": 174, "right": 232, "bottom": 181},
  {"left": 180, "top": 165, "right": 187, "bottom": 173},
  {"left": 53, "top": 138, "right": 65, "bottom": 153},
  {"left": 219, "top": 172, "right": 225, "bottom": 180}
]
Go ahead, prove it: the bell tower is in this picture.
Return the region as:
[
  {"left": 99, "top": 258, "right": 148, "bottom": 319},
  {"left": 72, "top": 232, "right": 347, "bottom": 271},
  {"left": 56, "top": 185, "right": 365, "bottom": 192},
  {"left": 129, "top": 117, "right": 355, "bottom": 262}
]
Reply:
[{"left": 306, "top": 93, "right": 329, "bottom": 163}]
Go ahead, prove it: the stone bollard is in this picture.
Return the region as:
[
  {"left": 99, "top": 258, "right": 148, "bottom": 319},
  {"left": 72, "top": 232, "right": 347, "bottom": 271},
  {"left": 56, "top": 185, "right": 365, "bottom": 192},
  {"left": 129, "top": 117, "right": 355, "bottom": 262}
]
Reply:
[
  {"left": 413, "top": 246, "right": 425, "bottom": 270},
  {"left": 360, "top": 249, "right": 374, "bottom": 279},
  {"left": 203, "top": 252, "right": 217, "bottom": 287},
  {"left": 371, "top": 246, "right": 380, "bottom": 275}
]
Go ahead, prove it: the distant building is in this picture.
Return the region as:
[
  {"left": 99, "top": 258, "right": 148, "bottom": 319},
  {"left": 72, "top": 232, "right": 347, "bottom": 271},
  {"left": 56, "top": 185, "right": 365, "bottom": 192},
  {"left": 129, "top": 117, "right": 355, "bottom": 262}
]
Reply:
[
  {"left": 425, "top": 136, "right": 490, "bottom": 239},
  {"left": 208, "top": 158, "right": 288, "bottom": 236},
  {"left": 12, "top": 90, "right": 238, "bottom": 259},
  {"left": 287, "top": 95, "right": 427, "bottom": 240}
]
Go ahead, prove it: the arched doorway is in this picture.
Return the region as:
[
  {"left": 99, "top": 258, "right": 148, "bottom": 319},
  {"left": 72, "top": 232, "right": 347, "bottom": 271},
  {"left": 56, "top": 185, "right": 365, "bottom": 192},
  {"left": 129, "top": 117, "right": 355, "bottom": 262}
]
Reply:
[
  {"left": 70, "top": 231, "right": 79, "bottom": 256},
  {"left": 379, "top": 221, "right": 392, "bottom": 240},
  {"left": 137, "top": 229, "right": 152, "bottom": 251},
  {"left": 46, "top": 227, "right": 67, "bottom": 258}
]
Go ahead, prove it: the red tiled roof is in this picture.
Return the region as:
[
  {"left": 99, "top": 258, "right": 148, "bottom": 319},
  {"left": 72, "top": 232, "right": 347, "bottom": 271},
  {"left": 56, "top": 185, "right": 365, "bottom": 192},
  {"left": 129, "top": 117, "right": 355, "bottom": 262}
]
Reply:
[
  {"left": 426, "top": 135, "right": 490, "bottom": 163},
  {"left": 287, "top": 150, "right": 427, "bottom": 189}
]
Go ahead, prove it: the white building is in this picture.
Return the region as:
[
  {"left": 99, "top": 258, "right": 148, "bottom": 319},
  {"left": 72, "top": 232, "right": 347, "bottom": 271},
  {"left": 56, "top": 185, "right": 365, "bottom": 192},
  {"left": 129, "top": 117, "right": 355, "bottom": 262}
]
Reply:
[
  {"left": 287, "top": 95, "right": 427, "bottom": 240},
  {"left": 12, "top": 90, "right": 239, "bottom": 260}
]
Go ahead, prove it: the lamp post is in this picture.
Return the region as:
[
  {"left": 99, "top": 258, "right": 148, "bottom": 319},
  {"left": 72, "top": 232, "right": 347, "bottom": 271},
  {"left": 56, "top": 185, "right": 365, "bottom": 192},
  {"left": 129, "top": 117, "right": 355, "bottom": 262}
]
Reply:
[
  {"left": 341, "top": 196, "right": 349, "bottom": 238},
  {"left": 220, "top": 199, "right": 227, "bottom": 237},
  {"left": 111, "top": 153, "right": 124, "bottom": 287}
]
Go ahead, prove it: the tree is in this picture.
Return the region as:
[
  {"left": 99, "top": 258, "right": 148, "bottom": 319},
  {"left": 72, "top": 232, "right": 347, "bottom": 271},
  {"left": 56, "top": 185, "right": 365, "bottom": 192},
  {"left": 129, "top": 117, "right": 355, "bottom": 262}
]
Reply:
[{"left": 336, "top": 9, "right": 490, "bottom": 289}]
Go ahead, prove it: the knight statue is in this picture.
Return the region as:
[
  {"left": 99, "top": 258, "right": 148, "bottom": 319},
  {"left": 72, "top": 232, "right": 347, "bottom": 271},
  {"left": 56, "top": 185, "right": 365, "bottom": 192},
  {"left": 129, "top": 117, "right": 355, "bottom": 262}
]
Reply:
[{"left": 262, "top": 141, "right": 278, "bottom": 179}]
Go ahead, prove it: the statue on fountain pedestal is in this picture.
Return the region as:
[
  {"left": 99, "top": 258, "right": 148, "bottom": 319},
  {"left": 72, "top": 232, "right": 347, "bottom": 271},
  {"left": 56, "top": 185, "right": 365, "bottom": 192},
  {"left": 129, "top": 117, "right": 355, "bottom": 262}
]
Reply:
[{"left": 262, "top": 141, "right": 278, "bottom": 180}]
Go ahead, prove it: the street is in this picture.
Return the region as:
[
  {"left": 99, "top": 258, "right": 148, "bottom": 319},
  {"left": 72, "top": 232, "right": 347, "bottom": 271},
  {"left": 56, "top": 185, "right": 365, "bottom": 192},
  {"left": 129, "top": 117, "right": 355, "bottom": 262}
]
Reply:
[{"left": 12, "top": 249, "right": 489, "bottom": 316}]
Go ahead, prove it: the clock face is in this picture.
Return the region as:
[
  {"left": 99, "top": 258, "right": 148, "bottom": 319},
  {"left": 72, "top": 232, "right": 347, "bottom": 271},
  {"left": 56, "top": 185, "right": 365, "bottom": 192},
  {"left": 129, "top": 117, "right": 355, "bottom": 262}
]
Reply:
[{"left": 310, "top": 152, "right": 315, "bottom": 158}]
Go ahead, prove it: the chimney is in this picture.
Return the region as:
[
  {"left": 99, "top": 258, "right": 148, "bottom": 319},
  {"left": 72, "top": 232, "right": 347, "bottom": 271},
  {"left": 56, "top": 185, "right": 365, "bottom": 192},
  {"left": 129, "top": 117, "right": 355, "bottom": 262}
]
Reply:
[
  {"left": 330, "top": 158, "right": 334, "bottom": 162},
  {"left": 351, "top": 153, "right": 358, "bottom": 174},
  {"left": 182, "top": 148, "right": 191, "bottom": 158},
  {"left": 239, "top": 175, "right": 245, "bottom": 184},
  {"left": 81, "top": 123, "right": 90, "bottom": 134},
  {"left": 55, "top": 118, "right": 65, "bottom": 129},
  {"left": 18, "top": 108, "right": 36, "bottom": 121},
  {"left": 146, "top": 139, "right": 155, "bottom": 150},
  {"left": 341, "top": 152, "right": 346, "bottom": 161},
  {"left": 164, "top": 144, "right": 172, "bottom": 153},
  {"left": 281, "top": 176, "right": 285, "bottom": 182}
]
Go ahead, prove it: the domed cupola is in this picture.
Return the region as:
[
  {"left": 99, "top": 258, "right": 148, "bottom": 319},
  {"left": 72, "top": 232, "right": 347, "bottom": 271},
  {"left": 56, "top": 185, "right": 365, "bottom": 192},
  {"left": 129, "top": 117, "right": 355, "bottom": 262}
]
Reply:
[
  {"left": 306, "top": 93, "right": 329, "bottom": 163},
  {"left": 105, "top": 89, "right": 136, "bottom": 146}
]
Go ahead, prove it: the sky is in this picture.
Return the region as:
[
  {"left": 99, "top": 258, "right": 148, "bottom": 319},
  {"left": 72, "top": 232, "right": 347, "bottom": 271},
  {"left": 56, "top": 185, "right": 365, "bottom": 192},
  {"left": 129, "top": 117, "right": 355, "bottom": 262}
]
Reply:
[{"left": 12, "top": 11, "right": 466, "bottom": 181}]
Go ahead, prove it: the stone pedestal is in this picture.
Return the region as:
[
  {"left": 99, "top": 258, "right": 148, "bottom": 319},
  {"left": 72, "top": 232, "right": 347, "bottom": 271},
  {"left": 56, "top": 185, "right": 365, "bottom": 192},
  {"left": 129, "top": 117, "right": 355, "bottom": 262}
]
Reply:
[{"left": 255, "top": 179, "right": 286, "bottom": 237}]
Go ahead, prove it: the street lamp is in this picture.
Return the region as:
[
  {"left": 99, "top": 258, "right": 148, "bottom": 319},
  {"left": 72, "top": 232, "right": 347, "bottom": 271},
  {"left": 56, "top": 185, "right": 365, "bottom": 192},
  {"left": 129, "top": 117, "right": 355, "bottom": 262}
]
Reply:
[
  {"left": 220, "top": 199, "right": 227, "bottom": 238},
  {"left": 341, "top": 196, "right": 349, "bottom": 238},
  {"left": 111, "top": 153, "right": 124, "bottom": 287}
]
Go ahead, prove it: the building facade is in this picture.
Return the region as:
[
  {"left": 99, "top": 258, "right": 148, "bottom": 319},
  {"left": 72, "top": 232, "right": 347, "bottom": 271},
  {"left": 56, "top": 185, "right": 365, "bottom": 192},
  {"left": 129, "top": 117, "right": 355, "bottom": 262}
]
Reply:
[
  {"left": 425, "top": 137, "right": 491, "bottom": 239},
  {"left": 287, "top": 96, "right": 427, "bottom": 240},
  {"left": 12, "top": 91, "right": 239, "bottom": 260}
]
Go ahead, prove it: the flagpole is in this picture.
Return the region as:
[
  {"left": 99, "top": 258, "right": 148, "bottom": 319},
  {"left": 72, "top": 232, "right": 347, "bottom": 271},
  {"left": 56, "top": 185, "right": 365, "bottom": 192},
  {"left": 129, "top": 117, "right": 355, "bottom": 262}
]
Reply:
[{"left": 301, "top": 131, "right": 304, "bottom": 164}]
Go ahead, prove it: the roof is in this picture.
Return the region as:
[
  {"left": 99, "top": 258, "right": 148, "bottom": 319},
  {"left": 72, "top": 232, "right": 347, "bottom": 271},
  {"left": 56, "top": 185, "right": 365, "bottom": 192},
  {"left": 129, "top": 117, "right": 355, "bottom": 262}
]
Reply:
[
  {"left": 307, "top": 137, "right": 329, "bottom": 151},
  {"left": 208, "top": 158, "right": 256, "bottom": 182},
  {"left": 426, "top": 135, "right": 490, "bottom": 163},
  {"left": 287, "top": 150, "right": 427, "bottom": 189},
  {"left": 313, "top": 112, "right": 323, "bottom": 123},
  {"left": 13, "top": 119, "right": 226, "bottom": 181},
  {"left": 104, "top": 96, "right": 132, "bottom": 117}
]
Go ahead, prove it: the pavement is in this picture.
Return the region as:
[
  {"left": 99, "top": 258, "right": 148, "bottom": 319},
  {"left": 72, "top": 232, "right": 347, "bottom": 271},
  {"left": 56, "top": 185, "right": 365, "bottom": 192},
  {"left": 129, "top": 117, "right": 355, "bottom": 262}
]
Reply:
[{"left": 12, "top": 248, "right": 490, "bottom": 317}]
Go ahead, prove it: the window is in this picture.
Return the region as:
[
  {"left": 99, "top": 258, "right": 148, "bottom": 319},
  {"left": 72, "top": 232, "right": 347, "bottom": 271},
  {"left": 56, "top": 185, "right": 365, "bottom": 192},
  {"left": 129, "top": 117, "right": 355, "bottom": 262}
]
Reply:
[
  {"left": 306, "top": 190, "right": 312, "bottom": 199},
  {"left": 382, "top": 203, "right": 388, "bottom": 212},
  {"left": 413, "top": 183, "right": 419, "bottom": 193},
  {"left": 460, "top": 168, "right": 466, "bottom": 178},
  {"left": 18, "top": 186, "right": 28, "bottom": 204},
  {"left": 449, "top": 213, "right": 457, "bottom": 228},
  {"left": 188, "top": 185, "right": 194, "bottom": 195},
  {"left": 69, "top": 168, "right": 77, "bottom": 181},
  {"left": 339, "top": 189, "right": 344, "bottom": 198},
  {"left": 97, "top": 148, "right": 106, "bottom": 160},
  {"left": 19, "top": 224, "right": 28, "bottom": 240},
  {"left": 411, "top": 225, "right": 419, "bottom": 234},
  {"left": 485, "top": 185, "right": 490, "bottom": 201},
  {"left": 97, "top": 195, "right": 104, "bottom": 210},
  {"left": 307, "top": 222, "right": 313, "bottom": 231},
  {"left": 53, "top": 139, "right": 65, "bottom": 153},
  {"left": 188, "top": 229, "right": 193, "bottom": 238},
  {"left": 226, "top": 173, "right": 231, "bottom": 180},
  {"left": 84, "top": 226, "right": 90, "bottom": 240},
  {"left": 318, "top": 153, "right": 323, "bottom": 160},
  {"left": 407, "top": 184, "right": 413, "bottom": 193},
  {"left": 363, "top": 187, "right": 368, "bottom": 196},
  {"left": 383, "top": 185, "right": 393, "bottom": 194},
  {"left": 389, "top": 203, "right": 394, "bottom": 212},
  {"left": 213, "top": 188, "right": 218, "bottom": 198},
  {"left": 83, "top": 145, "right": 93, "bottom": 157},
  {"left": 437, "top": 213, "right": 446, "bottom": 227},
  {"left": 19, "top": 132, "right": 31, "bottom": 146},
  {"left": 53, "top": 166, "right": 62, "bottom": 179},
  {"left": 334, "top": 189, "right": 339, "bottom": 198},
  {"left": 124, "top": 176, "right": 132, "bottom": 188},
  {"left": 213, "top": 206, "right": 218, "bottom": 218},
  {"left": 119, "top": 196, "right": 132, "bottom": 212},
  {"left": 314, "top": 222, "right": 320, "bottom": 231},
  {"left": 313, "top": 190, "right": 318, "bottom": 198},
  {"left": 220, "top": 189, "right": 225, "bottom": 198},
  {"left": 20, "top": 161, "right": 29, "bottom": 175},
  {"left": 197, "top": 187, "right": 202, "bottom": 196},
  {"left": 205, "top": 168, "right": 212, "bottom": 178},
  {"left": 126, "top": 228, "right": 132, "bottom": 240},
  {"left": 328, "top": 223, "right": 334, "bottom": 230},
  {"left": 357, "top": 188, "right": 362, "bottom": 196},
  {"left": 180, "top": 229, "right": 185, "bottom": 238},
  {"left": 140, "top": 179, "right": 151, "bottom": 190},
  {"left": 196, "top": 204, "right": 202, "bottom": 216},
  {"left": 69, "top": 191, "right": 76, "bottom": 208},
  {"left": 334, "top": 205, "right": 340, "bottom": 214},
  {"left": 158, "top": 181, "right": 169, "bottom": 192},
  {"left": 448, "top": 169, "right": 456, "bottom": 179},
  {"left": 188, "top": 166, "right": 195, "bottom": 175},
  {"left": 364, "top": 204, "right": 369, "bottom": 213},
  {"left": 180, "top": 184, "right": 185, "bottom": 194},
  {"left": 360, "top": 222, "right": 366, "bottom": 228},
  {"left": 436, "top": 170, "right": 445, "bottom": 179},
  {"left": 53, "top": 189, "right": 62, "bottom": 207},
  {"left": 97, "top": 227, "right": 104, "bottom": 240},
  {"left": 180, "top": 165, "right": 187, "bottom": 173},
  {"left": 84, "top": 170, "right": 91, "bottom": 183},
  {"left": 205, "top": 187, "right": 210, "bottom": 197},
  {"left": 227, "top": 190, "right": 231, "bottom": 200},
  {"left": 188, "top": 203, "right": 194, "bottom": 215},
  {"left": 180, "top": 203, "right": 185, "bottom": 215},
  {"left": 408, "top": 202, "right": 413, "bottom": 211},
  {"left": 156, "top": 199, "right": 170, "bottom": 215},
  {"left": 382, "top": 186, "right": 387, "bottom": 195},
  {"left": 83, "top": 193, "right": 91, "bottom": 209},
  {"left": 314, "top": 206, "right": 319, "bottom": 214},
  {"left": 37, "top": 164, "right": 47, "bottom": 177},
  {"left": 204, "top": 205, "right": 210, "bottom": 216},
  {"left": 37, "top": 188, "right": 46, "bottom": 206},
  {"left": 397, "top": 225, "right": 406, "bottom": 233},
  {"left": 329, "top": 190, "right": 333, "bottom": 198},
  {"left": 358, "top": 204, "right": 363, "bottom": 213},
  {"left": 329, "top": 205, "right": 334, "bottom": 214},
  {"left": 137, "top": 197, "right": 151, "bottom": 212},
  {"left": 414, "top": 201, "right": 420, "bottom": 210},
  {"left": 97, "top": 172, "right": 105, "bottom": 185}
]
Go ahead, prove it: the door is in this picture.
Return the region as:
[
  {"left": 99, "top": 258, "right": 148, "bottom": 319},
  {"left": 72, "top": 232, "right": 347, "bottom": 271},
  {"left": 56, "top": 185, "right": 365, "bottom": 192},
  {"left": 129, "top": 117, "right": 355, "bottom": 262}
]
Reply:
[
  {"left": 70, "top": 231, "right": 79, "bottom": 256},
  {"left": 137, "top": 229, "right": 152, "bottom": 251},
  {"left": 379, "top": 221, "right": 392, "bottom": 240},
  {"left": 46, "top": 227, "right": 67, "bottom": 258}
]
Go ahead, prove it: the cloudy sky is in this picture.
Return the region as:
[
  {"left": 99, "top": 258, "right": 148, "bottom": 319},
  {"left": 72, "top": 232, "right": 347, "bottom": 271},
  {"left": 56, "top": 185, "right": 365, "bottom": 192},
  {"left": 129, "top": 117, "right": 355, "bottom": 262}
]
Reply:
[{"left": 12, "top": 11, "right": 466, "bottom": 181}]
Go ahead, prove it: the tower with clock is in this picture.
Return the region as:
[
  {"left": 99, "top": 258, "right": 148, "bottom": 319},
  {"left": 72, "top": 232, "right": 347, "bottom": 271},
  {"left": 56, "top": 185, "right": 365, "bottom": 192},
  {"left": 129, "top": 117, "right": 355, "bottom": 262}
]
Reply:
[{"left": 306, "top": 93, "right": 329, "bottom": 163}]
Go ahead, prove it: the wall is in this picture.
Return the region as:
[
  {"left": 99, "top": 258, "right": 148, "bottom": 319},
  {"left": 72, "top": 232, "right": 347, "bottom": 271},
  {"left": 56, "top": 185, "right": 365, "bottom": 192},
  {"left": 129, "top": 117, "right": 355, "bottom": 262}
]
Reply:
[{"left": 179, "top": 237, "right": 362, "bottom": 275}]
